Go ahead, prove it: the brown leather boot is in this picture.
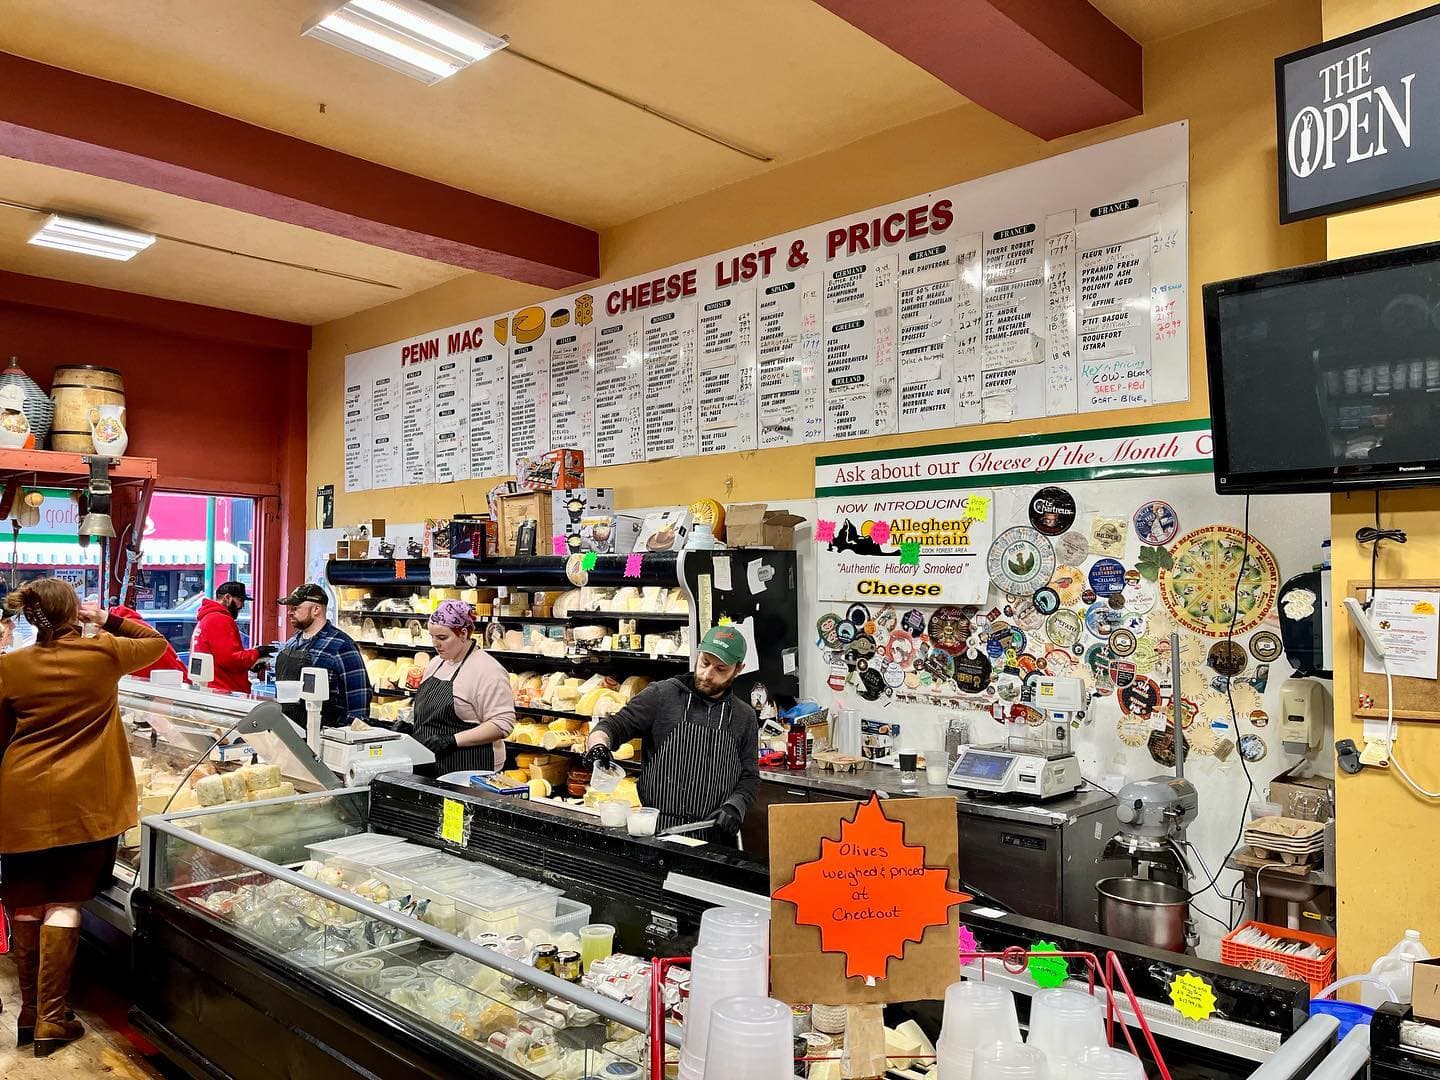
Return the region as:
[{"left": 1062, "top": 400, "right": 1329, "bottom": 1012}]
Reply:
[
  {"left": 12, "top": 918, "right": 41, "bottom": 1046},
  {"left": 33, "top": 924, "right": 84, "bottom": 1057}
]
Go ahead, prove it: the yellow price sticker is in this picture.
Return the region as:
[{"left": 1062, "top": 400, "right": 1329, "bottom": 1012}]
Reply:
[
  {"left": 966, "top": 495, "right": 990, "bottom": 522},
  {"left": 368, "top": 745, "right": 384, "bottom": 758},
  {"left": 1169, "top": 971, "right": 1217, "bottom": 1021},
  {"left": 440, "top": 798, "right": 466, "bottom": 845}
]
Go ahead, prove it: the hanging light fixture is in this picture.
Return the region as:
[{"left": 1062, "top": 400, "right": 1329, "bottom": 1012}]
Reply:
[
  {"left": 28, "top": 214, "right": 156, "bottom": 262},
  {"left": 78, "top": 458, "right": 116, "bottom": 539},
  {"left": 302, "top": 0, "right": 507, "bottom": 85}
]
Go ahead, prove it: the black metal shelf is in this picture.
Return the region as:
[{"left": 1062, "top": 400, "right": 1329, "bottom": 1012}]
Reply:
[
  {"left": 514, "top": 704, "right": 593, "bottom": 723},
  {"left": 486, "top": 649, "right": 688, "bottom": 670},
  {"left": 327, "top": 553, "right": 679, "bottom": 589},
  {"left": 373, "top": 686, "right": 414, "bottom": 699},
  {"left": 358, "top": 641, "right": 428, "bottom": 655}
]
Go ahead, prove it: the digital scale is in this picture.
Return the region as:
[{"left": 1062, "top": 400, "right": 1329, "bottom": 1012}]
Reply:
[
  {"left": 318, "top": 725, "right": 433, "bottom": 784},
  {"left": 946, "top": 674, "right": 1087, "bottom": 800}
]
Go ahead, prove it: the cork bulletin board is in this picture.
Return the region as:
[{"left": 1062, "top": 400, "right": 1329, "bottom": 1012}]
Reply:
[{"left": 1348, "top": 580, "right": 1440, "bottom": 723}]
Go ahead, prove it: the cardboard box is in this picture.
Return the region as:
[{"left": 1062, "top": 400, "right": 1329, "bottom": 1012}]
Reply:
[
  {"left": 1415, "top": 958, "right": 1440, "bottom": 1022},
  {"left": 449, "top": 515, "right": 493, "bottom": 558},
  {"left": 335, "top": 538, "right": 370, "bottom": 560},
  {"left": 517, "top": 448, "right": 585, "bottom": 491},
  {"left": 362, "top": 518, "right": 386, "bottom": 539},
  {"left": 494, "top": 491, "right": 552, "bottom": 556},
  {"left": 1266, "top": 769, "right": 1333, "bottom": 822},
  {"left": 634, "top": 509, "right": 691, "bottom": 553},
  {"left": 726, "top": 503, "right": 807, "bottom": 549},
  {"left": 552, "top": 488, "right": 614, "bottom": 550},
  {"left": 423, "top": 518, "right": 451, "bottom": 557}
]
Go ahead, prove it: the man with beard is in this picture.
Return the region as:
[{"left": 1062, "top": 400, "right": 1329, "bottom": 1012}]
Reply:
[
  {"left": 583, "top": 626, "right": 759, "bottom": 843},
  {"left": 191, "top": 581, "right": 271, "bottom": 693},
  {"left": 273, "top": 583, "right": 369, "bottom": 728}
]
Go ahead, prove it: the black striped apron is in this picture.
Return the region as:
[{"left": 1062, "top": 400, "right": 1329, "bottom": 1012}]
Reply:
[
  {"left": 412, "top": 644, "right": 496, "bottom": 777},
  {"left": 637, "top": 694, "right": 742, "bottom": 843}
]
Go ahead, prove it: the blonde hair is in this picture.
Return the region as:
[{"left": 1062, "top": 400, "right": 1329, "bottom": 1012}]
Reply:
[{"left": 5, "top": 578, "right": 79, "bottom": 643}]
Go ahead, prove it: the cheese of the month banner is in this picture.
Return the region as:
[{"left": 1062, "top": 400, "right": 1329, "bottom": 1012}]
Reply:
[{"left": 343, "top": 123, "right": 1189, "bottom": 492}]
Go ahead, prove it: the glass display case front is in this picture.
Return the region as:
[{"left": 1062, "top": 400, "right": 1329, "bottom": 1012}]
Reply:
[
  {"left": 117, "top": 677, "right": 339, "bottom": 887},
  {"left": 142, "top": 793, "right": 652, "bottom": 1079}
]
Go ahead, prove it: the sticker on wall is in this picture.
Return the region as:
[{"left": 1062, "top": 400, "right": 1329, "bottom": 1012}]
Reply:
[
  {"left": 846, "top": 603, "right": 871, "bottom": 627},
  {"left": 1087, "top": 558, "right": 1126, "bottom": 597},
  {"left": 1117, "top": 714, "right": 1149, "bottom": 747},
  {"left": 884, "top": 631, "right": 917, "bottom": 667},
  {"left": 817, "top": 613, "right": 846, "bottom": 648},
  {"left": 1130, "top": 636, "right": 1157, "bottom": 674},
  {"left": 1045, "top": 608, "right": 1084, "bottom": 649},
  {"left": 1049, "top": 565, "right": 1087, "bottom": 606},
  {"left": 1123, "top": 575, "right": 1158, "bottom": 613},
  {"left": 1057, "top": 531, "right": 1090, "bottom": 565},
  {"left": 928, "top": 607, "right": 972, "bottom": 653},
  {"left": 1133, "top": 500, "right": 1180, "bottom": 546},
  {"left": 1028, "top": 487, "right": 1077, "bottom": 536},
  {"left": 1249, "top": 708, "right": 1270, "bottom": 729},
  {"left": 1090, "top": 515, "right": 1129, "bottom": 558},
  {"left": 1212, "top": 736, "right": 1236, "bottom": 762},
  {"left": 1108, "top": 628, "right": 1138, "bottom": 657},
  {"left": 900, "top": 609, "right": 926, "bottom": 635},
  {"left": 1119, "top": 677, "right": 1161, "bottom": 718},
  {"left": 1148, "top": 720, "right": 1177, "bottom": 767},
  {"left": 1011, "top": 596, "right": 1046, "bottom": 632},
  {"left": 1238, "top": 733, "right": 1268, "bottom": 763},
  {"left": 1135, "top": 543, "right": 1175, "bottom": 583},
  {"left": 1032, "top": 587, "right": 1061, "bottom": 615},
  {"left": 1207, "top": 640, "right": 1249, "bottom": 677},
  {"left": 1085, "top": 643, "right": 1117, "bottom": 694},
  {"left": 1084, "top": 602, "right": 1124, "bottom": 639},
  {"left": 987, "top": 527, "right": 1057, "bottom": 596},
  {"left": 1248, "top": 630, "right": 1283, "bottom": 663},
  {"left": 828, "top": 660, "right": 849, "bottom": 691},
  {"left": 1161, "top": 526, "right": 1280, "bottom": 637},
  {"left": 1184, "top": 721, "right": 1217, "bottom": 756},
  {"left": 953, "top": 651, "right": 992, "bottom": 693},
  {"left": 1044, "top": 648, "right": 1076, "bottom": 677}
]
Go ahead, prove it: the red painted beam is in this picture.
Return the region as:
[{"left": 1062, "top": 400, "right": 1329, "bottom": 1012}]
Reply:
[
  {"left": 0, "top": 52, "right": 599, "bottom": 288},
  {"left": 0, "top": 270, "right": 311, "bottom": 351},
  {"left": 814, "top": 0, "right": 1142, "bottom": 140}
]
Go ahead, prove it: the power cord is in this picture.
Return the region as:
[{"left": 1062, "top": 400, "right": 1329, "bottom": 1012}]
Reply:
[
  {"left": 1357, "top": 489, "right": 1407, "bottom": 612},
  {"left": 1187, "top": 494, "right": 1256, "bottom": 911}
]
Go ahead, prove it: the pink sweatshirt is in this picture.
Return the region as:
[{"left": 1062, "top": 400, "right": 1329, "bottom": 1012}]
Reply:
[{"left": 422, "top": 647, "right": 517, "bottom": 769}]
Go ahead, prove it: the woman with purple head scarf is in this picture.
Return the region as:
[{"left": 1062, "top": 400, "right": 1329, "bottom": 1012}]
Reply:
[{"left": 408, "top": 600, "right": 516, "bottom": 776}]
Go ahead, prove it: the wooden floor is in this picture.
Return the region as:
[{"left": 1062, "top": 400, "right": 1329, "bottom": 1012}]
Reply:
[{"left": 0, "top": 952, "right": 169, "bottom": 1079}]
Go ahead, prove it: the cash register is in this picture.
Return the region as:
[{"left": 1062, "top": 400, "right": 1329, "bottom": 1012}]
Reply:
[{"left": 947, "top": 674, "right": 1087, "bottom": 800}]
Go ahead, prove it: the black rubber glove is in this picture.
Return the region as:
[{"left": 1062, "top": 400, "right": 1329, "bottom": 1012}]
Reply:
[
  {"left": 389, "top": 718, "right": 415, "bottom": 736},
  {"left": 715, "top": 801, "right": 743, "bottom": 836},
  {"left": 255, "top": 644, "right": 277, "bottom": 658},
  {"left": 417, "top": 729, "right": 457, "bottom": 757},
  {"left": 582, "top": 743, "right": 614, "bottom": 769},
  {"left": 249, "top": 658, "right": 270, "bottom": 673}
]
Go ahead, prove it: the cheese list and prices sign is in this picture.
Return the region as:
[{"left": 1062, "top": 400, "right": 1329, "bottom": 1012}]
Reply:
[
  {"left": 814, "top": 419, "right": 1214, "bottom": 605},
  {"left": 1277, "top": 5, "right": 1440, "bottom": 222},
  {"left": 343, "top": 124, "right": 1190, "bottom": 493},
  {"left": 770, "top": 794, "right": 967, "bottom": 1004}
]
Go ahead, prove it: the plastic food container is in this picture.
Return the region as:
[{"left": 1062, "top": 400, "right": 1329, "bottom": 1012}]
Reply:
[
  {"left": 452, "top": 881, "right": 559, "bottom": 936},
  {"left": 517, "top": 895, "right": 592, "bottom": 941},
  {"left": 306, "top": 832, "right": 409, "bottom": 862},
  {"left": 589, "top": 760, "right": 626, "bottom": 794},
  {"left": 626, "top": 807, "right": 659, "bottom": 836},
  {"left": 598, "top": 797, "right": 629, "bottom": 828}
]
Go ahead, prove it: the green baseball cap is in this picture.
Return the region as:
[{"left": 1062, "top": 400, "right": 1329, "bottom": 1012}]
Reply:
[{"left": 699, "top": 625, "right": 747, "bottom": 666}]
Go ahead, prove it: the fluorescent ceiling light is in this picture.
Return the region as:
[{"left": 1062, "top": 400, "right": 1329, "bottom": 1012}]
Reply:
[
  {"left": 303, "top": 0, "right": 508, "bottom": 85},
  {"left": 28, "top": 214, "right": 156, "bottom": 262}
]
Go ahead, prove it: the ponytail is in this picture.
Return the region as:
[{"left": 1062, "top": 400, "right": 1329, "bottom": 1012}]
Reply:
[{"left": 5, "top": 578, "right": 79, "bottom": 643}]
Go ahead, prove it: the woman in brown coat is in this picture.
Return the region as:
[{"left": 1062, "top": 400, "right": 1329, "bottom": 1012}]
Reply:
[{"left": 0, "top": 578, "right": 166, "bottom": 1057}]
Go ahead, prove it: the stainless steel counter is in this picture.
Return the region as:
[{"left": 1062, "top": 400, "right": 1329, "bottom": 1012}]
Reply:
[{"left": 756, "top": 764, "right": 1116, "bottom": 825}]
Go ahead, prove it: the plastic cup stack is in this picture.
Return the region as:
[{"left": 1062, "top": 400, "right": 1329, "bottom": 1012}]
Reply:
[
  {"left": 972, "top": 1042, "right": 1049, "bottom": 1080},
  {"left": 1070, "top": 1046, "right": 1146, "bottom": 1080},
  {"left": 677, "top": 943, "right": 767, "bottom": 1080},
  {"left": 701, "top": 996, "right": 795, "bottom": 1079},
  {"left": 698, "top": 906, "right": 770, "bottom": 954},
  {"left": 935, "top": 980, "right": 1022, "bottom": 1079},
  {"left": 1026, "top": 989, "right": 1107, "bottom": 1080}
]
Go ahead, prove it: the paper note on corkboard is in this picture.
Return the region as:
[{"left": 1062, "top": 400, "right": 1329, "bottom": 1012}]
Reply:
[{"left": 769, "top": 794, "right": 964, "bottom": 1004}]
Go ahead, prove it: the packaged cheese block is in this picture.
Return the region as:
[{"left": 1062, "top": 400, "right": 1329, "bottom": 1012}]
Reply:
[
  {"left": 591, "top": 691, "right": 627, "bottom": 720},
  {"left": 241, "top": 762, "right": 282, "bottom": 791},
  {"left": 195, "top": 773, "right": 228, "bottom": 807},
  {"left": 664, "top": 588, "right": 690, "bottom": 614},
  {"left": 550, "top": 684, "right": 581, "bottom": 711},
  {"left": 640, "top": 586, "right": 665, "bottom": 612},
  {"left": 618, "top": 675, "right": 651, "bottom": 701},
  {"left": 540, "top": 672, "right": 568, "bottom": 704},
  {"left": 609, "top": 586, "right": 640, "bottom": 612},
  {"left": 220, "top": 771, "right": 247, "bottom": 802},
  {"left": 613, "top": 742, "right": 635, "bottom": 761},
  {"left": 551, "top": 589, "right": 581, "bottom": 618},
  {"left": 502, "top": 629, "right": 526, "bottom": 651},
  {"left": 502, "top": 769, "right": 531, "bottom": 785},
  {"left": 571, "top": 624, "right": 607, "bottom": 644}
]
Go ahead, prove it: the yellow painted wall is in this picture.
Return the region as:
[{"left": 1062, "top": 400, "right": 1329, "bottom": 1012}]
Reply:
[
  {"left": 1322, "top": 0, "right": 1440, "bottom": 977},
  {"left": 307, "top": 0, "right": 1325, "bottom": 526}
]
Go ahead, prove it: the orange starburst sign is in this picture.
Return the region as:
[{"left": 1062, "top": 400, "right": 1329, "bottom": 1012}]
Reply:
[{"left": 773, "top": 794, "right": 967, "bottom": 982}]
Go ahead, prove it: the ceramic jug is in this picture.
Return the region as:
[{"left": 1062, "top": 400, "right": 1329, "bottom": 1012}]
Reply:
[
  {"left": 89, "top": 403, "right": 128, "bottom": 458},
  {"left": 0, "top": 386, "right": 34, "bottom": 449}
]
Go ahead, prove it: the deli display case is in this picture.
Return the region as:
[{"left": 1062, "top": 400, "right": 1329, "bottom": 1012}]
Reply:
[
  {"left": 93, "top": 677, "right": 340, "bottom": 936},
  {"left": 130, "top": 774, "right": 1326, "bottom": 1080}
]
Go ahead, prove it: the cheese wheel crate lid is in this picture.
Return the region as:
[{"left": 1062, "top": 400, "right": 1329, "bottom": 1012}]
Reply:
[
  {"left": 323, "top": 842, "right": 432, "bottom": 876},
  {"left": 517, "top": 895, "right": 592, "bottom": 940},
  {"left": 305, "top": 832, "right": 411, "bottom": 861}
]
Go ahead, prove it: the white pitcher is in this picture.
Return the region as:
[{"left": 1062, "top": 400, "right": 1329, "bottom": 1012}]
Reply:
[{"left": 89, "top": 403, "right": 128, "bottom": 458}]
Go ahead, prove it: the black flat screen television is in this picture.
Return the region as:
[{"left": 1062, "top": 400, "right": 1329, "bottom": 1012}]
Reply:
[{"left": 1204, "top": 241, "right": 1440, "bottom": 494}]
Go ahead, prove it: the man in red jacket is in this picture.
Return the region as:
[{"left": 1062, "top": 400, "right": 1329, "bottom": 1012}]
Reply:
[
  {"left": 191, "top": 582, "right": 273, "bottom": 694},
  {"left": 110, "top": 604, "right": 188, "bottom": 680}
]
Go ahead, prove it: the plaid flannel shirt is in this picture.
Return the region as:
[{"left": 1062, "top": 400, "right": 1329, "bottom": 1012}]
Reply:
[{"left": 283, "top": 622, "right": 370, "bottom": 724}]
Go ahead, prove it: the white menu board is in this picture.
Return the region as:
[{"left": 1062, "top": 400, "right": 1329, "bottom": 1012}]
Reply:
[
  {"left": 341, "top": 124, "right": 1190, "bottom": 493},
  {"left": 509, "top": 338, "right": 551, "bottom": 463},
  {"left": 468, "top": 339, "right": 509, "bottom": 478},
  {"left": 697, "top": 291, "right": 758, "bottom": 455},
  {"left": 548, "top": 314, "right": 595, "bottom": 456},
  {"left": 644, "top": 302, "right": 699, "bottom": 460},
  {"left": 592, "top": 312, "right": 646, "bottom": 466}
]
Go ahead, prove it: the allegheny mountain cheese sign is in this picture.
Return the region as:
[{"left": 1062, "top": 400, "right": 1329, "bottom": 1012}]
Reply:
[{"left": 1277, "top": 5, "right": 1440, "bottom": 222}]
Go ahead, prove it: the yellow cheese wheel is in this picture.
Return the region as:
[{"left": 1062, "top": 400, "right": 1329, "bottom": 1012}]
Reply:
[
  {"left": 689, "top": 498, "right": 726, "bottom": 537},
  {"left": 512, "top": 306, "right": 546, "bottom": 344},
  {"left": 527, "top": 778, "right": 552, "bottom": 798}
]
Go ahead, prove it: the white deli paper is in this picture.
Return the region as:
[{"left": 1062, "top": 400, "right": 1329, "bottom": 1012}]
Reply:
[{"left": 1363, "top": 589, "right": 1440, "bottom": 680}]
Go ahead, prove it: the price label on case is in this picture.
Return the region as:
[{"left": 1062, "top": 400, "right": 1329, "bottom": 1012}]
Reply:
[
  {"left": 368, "top": 745, "right": 384, "bottom": 758},
  {"left": 1169, "top": 972, "right": 1217, "bottom": 1021},
  {"left": 440, "top": 798, "right": 466, "bottom": 845}
]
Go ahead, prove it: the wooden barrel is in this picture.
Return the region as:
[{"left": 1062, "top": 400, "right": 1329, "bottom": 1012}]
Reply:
[{"left": 51, "top": 366, "right": 126, "bottom": 453}]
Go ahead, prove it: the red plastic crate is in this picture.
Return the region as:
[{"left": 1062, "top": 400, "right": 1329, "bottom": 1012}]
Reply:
[{"left": 1221, "top": 920, "right": 1336, "bottom": 995}]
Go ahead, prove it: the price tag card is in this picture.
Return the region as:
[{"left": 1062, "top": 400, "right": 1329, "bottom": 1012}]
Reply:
[
  {"left": 429, "top": 555, "right": 457, "bottom": 587},
  {"left": 438, "top": 798, "right": 469, "bottom": 846}
]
